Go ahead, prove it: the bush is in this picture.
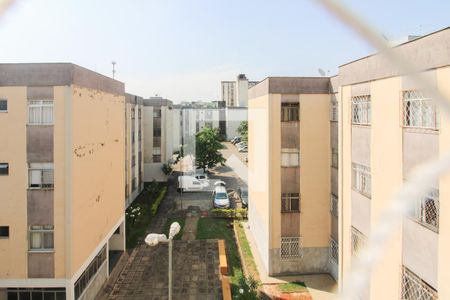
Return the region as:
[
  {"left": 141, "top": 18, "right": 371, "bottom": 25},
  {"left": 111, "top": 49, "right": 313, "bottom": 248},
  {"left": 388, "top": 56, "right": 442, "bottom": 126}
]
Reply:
[
  {"left": 210, "top": 208, "right": 248, "bottom": 219},
  {"left": 151, "top": 186, "right": 168, "bottom": 216},
  {"left": 235, "top": 275, "right": 260, "bottom": 300}
]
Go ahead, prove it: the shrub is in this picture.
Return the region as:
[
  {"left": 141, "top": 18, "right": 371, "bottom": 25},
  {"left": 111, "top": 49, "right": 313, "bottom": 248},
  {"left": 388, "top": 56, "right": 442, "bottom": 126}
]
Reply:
[
  {"left": 151, "top": 186, "right": 168, "bottom": 216},
  {"left": 210, "top": 208, "right": 248, "bottom": 219},
  {"left": 235, "top": 275, "right": 260, "bottom": 300}
]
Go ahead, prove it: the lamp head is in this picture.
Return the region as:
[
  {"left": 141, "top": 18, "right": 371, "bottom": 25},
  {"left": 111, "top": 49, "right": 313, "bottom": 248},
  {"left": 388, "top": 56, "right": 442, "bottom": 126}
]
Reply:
[
  {"left": 169, "top": 222, "right": 181, "bottom": 239},
  {"left": 145, "top": 233, "right": 168, "bottom": 246}
]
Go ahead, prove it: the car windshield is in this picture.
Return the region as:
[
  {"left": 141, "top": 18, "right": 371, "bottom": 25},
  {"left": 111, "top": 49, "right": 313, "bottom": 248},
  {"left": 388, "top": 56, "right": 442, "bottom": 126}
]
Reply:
[{"left": 216, "top": 193, "right": 228, "bottom": 199}]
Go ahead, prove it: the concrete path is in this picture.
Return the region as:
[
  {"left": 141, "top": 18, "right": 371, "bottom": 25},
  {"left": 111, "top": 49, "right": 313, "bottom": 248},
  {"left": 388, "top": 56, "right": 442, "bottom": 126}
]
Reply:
[{"left": 182, "top": 211, "right": 199, "bottom": 241}]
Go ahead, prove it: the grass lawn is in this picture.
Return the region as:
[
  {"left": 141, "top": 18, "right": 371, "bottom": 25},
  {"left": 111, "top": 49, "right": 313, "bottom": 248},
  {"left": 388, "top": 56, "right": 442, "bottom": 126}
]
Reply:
[
  {"left": 163, "top": 217, "right": 185, "bottom": 240},
  {"left": 278, "top": 281, "right": 308, "bottom": 293},
  {"left": 196, "top": 218, "right": 243, "bottom": 292},
  {"left": 234, "top": 221, "right": 260, "bottom": 281}
]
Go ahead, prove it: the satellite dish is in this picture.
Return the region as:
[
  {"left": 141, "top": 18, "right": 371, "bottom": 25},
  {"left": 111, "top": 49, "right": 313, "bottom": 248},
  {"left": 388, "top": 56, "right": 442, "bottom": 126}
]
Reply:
[{"left": 318, "top": 68, "right": 326, "bottom": 77}]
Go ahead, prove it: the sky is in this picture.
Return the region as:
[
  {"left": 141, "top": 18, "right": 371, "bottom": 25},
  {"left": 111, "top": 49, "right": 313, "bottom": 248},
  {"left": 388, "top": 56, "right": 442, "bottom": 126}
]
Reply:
[{"left": 0, "top": 0, "right": 449, "bottom": 103}]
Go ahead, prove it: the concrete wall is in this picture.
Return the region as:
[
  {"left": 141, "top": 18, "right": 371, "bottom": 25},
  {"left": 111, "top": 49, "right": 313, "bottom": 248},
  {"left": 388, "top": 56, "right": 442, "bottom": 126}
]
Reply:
[{"left": 78, "top": 261, "right": 108, "bottom": 300}]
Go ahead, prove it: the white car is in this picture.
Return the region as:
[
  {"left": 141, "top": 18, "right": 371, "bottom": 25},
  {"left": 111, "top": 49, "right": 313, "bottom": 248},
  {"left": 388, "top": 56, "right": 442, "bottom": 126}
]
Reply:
[
  {"left": 238, "top": 145, "right": 248, "bottom": 152},
  {"left": 178, "top": 176, "right": 208, "bottom": 192},
  {"left": 213, "top": 185, "right": 230, "bottom": 208}
]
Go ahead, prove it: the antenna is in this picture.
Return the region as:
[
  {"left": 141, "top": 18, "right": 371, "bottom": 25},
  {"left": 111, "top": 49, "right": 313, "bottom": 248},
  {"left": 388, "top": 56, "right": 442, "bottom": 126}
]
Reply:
[
  {"left": 318, "top": 68, "right": 326, "bottom": 77},
  {"left": 112, "top": 61, "right": 117, "bottom": 79}
]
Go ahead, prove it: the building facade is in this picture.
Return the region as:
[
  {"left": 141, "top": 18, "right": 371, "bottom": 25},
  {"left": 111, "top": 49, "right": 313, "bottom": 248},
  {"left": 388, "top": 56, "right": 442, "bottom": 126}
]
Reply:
[
  {"left": 338, "top": 27, "right": 450, "bottom": 300},
  {"left": 247, "top": 77, "right": 332, "bottom": 275},
  {"left": 225, "top": 107, "right": 247, "bottom": 140},
  {"left": 221, "top": 74, "right": 258, "bottom": 107},
  {"left": 143, "top": 97, "right": 175, "bottom": 182},
  {"left": 125, "top": 93, "right": 144, "bottom": 208},
  {"left": 0, "top": 63, "right": 126, "bottom": 300}
]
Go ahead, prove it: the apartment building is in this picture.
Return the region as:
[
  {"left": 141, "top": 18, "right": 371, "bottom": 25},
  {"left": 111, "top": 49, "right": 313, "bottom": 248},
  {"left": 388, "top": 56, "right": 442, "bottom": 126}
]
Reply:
[
  {"left": 225, "top": 106, "right": 247, "bottom": 139},
  {"left": 221, "top": 74, "right": 258, "bottom": 107},
  {"left": 0, "top": 63, "right": 126, "bottom": 300},
  {"left": 143, "top": 96, "right": 175, "bottom": 182},
  {"left": 337, "top": 27, "right": 450, "bottom": 300},
  {"left": 125, "top": 93, "right": 144, "bottom": 208},
  {"left": 247, "top": 77, "right": 332, "bottom": 275}
]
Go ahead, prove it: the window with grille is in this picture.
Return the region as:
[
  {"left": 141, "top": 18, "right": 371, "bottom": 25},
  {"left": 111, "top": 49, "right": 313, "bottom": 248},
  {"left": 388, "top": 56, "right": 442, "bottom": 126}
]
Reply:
[
  {"left": 352, "top": 163, "right": 371, "bottom": 198},
  {"left": 330, "top": 194, "right": 338, "bottom": 217},
  {"left": 281, "top": 193, "right": 300, "bottom": 212},
  {"left": 332, "top": 147, "right": 338, "bottom": 168},
  {"left": 351, "top": 95, "right": 371, "bottom": 125},
  {"left": 330, "top": 100, "right": 338, "bottom": 121},
  {"left": 401, "top": 266, "right": 438, "bottom": 300},
  {"left": 153, "top": 127, "right": 161, "bottom": 137},
  {"left": 7, "top": 288, "right": 66, "bottom": 300},
  {"left": 403, "top": 90, "right": 439, "bottom": 130},
  {"left": 329, "top": 238, "right": 339, "bottom": 264},
  {"left": 138, "top": 108, "right": 142, "bottom": 119},
  {"left": 281, "top": 102, "right": 299, "bottom": 122},
  {"left": 28, "top": 163, "right": 54, "bottom": 189},
  {"left": 411, "top": 188, "right": 439, "bottom": 232},
  {"left": 281, "top": 148, "right": 299, "bottom": 167},
  {"left": 281, "top": 237, "right": 302, "bottom": 259},
  {"left": 351, "top": 226, "right": 366, "bottom": 257},
  {"left": 28, "top": 100, "right": 54, "bottom": 125},
  {"left": 29, "top": 225, "right": 54, "bottom": 251}
]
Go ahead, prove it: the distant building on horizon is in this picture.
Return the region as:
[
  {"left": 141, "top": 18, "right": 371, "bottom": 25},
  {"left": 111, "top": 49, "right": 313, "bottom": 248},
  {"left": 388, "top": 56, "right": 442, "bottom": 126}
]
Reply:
[{"left": 221, "top": 74, "right": 258, "bottom": 107}]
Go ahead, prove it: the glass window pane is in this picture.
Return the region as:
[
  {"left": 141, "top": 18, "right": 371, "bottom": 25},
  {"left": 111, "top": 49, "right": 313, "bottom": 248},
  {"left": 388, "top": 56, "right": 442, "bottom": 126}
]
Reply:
[
  {"left": 30, "top": 232, "right": 42, "bottom": 249},
  {"left": 43, "top": 232, "right": 54, "bottom": 249}
]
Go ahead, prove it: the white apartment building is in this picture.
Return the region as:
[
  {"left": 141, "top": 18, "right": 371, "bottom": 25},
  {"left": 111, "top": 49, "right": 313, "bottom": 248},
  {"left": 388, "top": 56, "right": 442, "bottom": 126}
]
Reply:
[{"left": 221, "top": 74, "right": 258, "bottom": 107}]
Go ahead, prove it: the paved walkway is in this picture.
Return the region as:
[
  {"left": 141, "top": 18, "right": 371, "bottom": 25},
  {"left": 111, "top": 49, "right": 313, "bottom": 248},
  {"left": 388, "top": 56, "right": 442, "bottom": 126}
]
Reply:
[{"left": 182, "top": 211, "right": 199, "bottom": 241}]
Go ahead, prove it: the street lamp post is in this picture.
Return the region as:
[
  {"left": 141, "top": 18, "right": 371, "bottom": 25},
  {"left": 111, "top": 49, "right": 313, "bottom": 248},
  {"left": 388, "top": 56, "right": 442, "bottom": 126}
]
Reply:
[{"left": 145, "top": 222, "right": 181, "bottom": 300}]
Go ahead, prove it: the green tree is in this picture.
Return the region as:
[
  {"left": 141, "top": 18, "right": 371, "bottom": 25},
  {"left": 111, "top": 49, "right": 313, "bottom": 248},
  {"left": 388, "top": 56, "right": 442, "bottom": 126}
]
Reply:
[
  {"left": 236, "top": 121, "right": 248, "bottom": 142},
  {"left": 195, "top": 127, "right": 226, "bottom": 171}
]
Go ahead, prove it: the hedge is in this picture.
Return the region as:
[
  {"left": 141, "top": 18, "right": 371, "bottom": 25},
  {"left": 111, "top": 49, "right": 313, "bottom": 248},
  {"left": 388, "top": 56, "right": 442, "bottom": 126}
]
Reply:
[
  {"left": 209, "top": 208, "right": 248, "bottom": 219},
  {"left": 151, "top": 186, "right": 168, "bottom": 216}
]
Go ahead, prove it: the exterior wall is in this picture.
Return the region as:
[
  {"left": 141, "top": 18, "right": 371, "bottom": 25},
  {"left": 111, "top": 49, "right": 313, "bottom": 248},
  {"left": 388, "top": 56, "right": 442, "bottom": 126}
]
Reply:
[
  {"left": 69, "top": 85, "right": 125, "bottom": 278},
  {"left": 248, "top": 93, "right": 271, "bottom": 273},
  {"left": 78, "top": 261, "right": 108, "bottom": 300},
  {"left": 0, "top": 86, "right": 29, "bottom": 279},
  {"left": 225, "top": 107, "right": 247, "bottom": 139}
]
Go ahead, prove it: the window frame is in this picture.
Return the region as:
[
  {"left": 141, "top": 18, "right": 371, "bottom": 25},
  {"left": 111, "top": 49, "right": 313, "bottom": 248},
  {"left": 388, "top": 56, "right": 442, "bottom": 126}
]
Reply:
[
  {"left": 28, "top": 99, "right": 54, "bottom": 125},
  {"left": 351, "top": 95, "right": 371, "bottom": 126},
  {"left": 0, "top": 163, "right": 9, "bottom": 175},
  {"left": 281, "top": 148, "right": 300, "bottom": 167},
  {"left": 350, "top": 226, "right": 366, "bottom": 258},
  {"left": 352, "top": 162, "right": 371, "bottom": 198},
  {"left": 410, "top": 188, "right": 439, "bottom": 232},
  {"left": 281, "top": 193, "right": 300, "bottom": 213},
  {"left": 0, "top": 99, "right": 7, "bottom": 112},
  {"left": 29, "top": 225, "right": 54, "bottom": 252},
  {"left": 402, "top": 90, "right": 439, "bottom": 131},
  {"left": 0, "top": 226, "right": 9, "bottom": 238},
  {"left": 28, "top": 163, "right": 54, "bottom": 189},
  {"left": 281, "top": 102, "right": 299, "bottom": 122}
]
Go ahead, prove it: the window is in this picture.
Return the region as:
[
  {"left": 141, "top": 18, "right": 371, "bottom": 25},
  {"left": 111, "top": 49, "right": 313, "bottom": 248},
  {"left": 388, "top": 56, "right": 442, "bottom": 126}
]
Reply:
[
  {"left": 29, "top": 225, "right": 54, "bottom": 251},
  {"left": 131, "top": 108, "right": 135, "bottom": 119},
  {"left": 281, "top": 102, "right": 299, "bottom": 122},
  {"left": 153, "top": 127, "right": 161, "bottom": 137},
  {"left": 401, "top": 266, "right": 437, "bottom": 300},
  {"left": 0, "top": 99, "right": 7, "bottom": 112},
  {"left": 281, "top": 193, "right": 300, "bottom": 212},
  {"left": 153, "top": 109, "right": 161, "bottom": 118},
  {"left": 7, "top": 288, "right": 66, "bottom": 300},
  {"left": 331, "top": 148, "right": 338, "bottom": 168},
  {"left": 138, "top": 108, "right": 142, "bottom": 119},
  {"left": 403, "top": 90, "right": 439, "bottom": 130},
  {"left": 28, "top": 163, "right": 54, "bottom": 189},
  {"left": 28, "top": 100, "right": 53, "bottom": 125},
  {"left": 411, "top": 188, "right": 439, "bottom": 232},
  {"left": 330, "top": 194, "right": 338, "bottom": 217},
  {"left": 0, "top": 226, "right": 9, "bottom": 238},
  {"left": 74, "top": 246, "right": 107, "bottom": 299},
  {"left": 329, "top": 238, "right": 339, "bottom": 264},
  {"left": 153, "top": 147, "right": 161, "bottom": 155},
  {"left": 0, "top": 163, "right": 9, "bottom": 175},
  {"left": 280, "top": 237, "right": 302, "bottom": 259},
  {"left": 281, "top": 149, "right": 299, "bottom": 167},
  {"left": 351, "top": 95, "right": 371, "bottom": 125},
  {"left": 352, "top": 163, "right": 371, "bottom": 198},
  {"left": 351, "top": 226, "right": 366, "bottom": 258},
  {"left": 330, "top": 100, "right": 338, "bottom": 121}
]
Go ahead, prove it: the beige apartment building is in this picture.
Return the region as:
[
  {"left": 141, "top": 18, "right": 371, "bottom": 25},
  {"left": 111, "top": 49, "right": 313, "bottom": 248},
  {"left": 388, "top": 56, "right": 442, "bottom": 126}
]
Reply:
[
  {"left": 0, "top": 63, "right": 126, "bottom": 300},
  {"left": 247, "top": 77, "right": 333, "bottom": 275},
  {"left": 338, "top": 27, "right": 450, "bottom": 299},
  {"left": 125, "top": 93, "right": 144, "bottom": 208}
]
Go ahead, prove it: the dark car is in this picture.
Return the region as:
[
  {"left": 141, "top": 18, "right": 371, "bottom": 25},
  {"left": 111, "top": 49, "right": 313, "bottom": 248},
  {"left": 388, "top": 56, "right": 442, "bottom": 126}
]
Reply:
[{"left": 237, "top": 187, "right": 248, "bottom": 208}]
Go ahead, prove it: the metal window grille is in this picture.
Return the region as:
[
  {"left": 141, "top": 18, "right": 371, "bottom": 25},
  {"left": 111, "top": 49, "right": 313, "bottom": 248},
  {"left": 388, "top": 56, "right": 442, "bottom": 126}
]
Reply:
[
  {"left": 29, "top": 168, "right": 54, "bottom": 189},
  {"left": 281, "top": 236, "right": 302, "bottom": 259},
  {"left": 411, "top": 188, "right": 439, "bottom": 232},
  {"left": 281, "top": 102, "right": 299, "bottom": 122},
  {"left": 403, "top": 90, "right": 439, "bottom": 130},
  {"left": 352, "top": 163, "right": 371, "bottom": 198},
  {"left": 351, "top": 226, "right": 366, "bottom": 258},
  {"left": 331, "top": 100, "right": 338, "bottom": 121},
  {"left": 28, "top": 99, "right": 54, "bottom": 125},
  {"left": 351, "top": 95, "right": 371, "bottom": 125},
  {"left": 401, "top": 266, "right": 438, "bottom": 300},
  {"left": 329, "top": 237, "right": 339, "bottom": 264},
  {"left": 330, "top": 194, "right": 338, "bottom": 217},
  {"left": 281, "top": 193, "right": 300, "bottom": 212}
]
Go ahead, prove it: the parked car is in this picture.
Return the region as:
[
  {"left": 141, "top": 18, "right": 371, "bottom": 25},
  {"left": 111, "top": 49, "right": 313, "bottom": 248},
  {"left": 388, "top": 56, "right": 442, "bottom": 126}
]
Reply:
[
  {"left": 231, "top": 137, "right": 241, "bottom": 144},
  {"left": 194, "top": 173, "right": 209, "bottom": 187},
  {"left": 178, "top": 176, "right": 208, "bottom": 192},
  {"left": 244, "top": 156, "right": 248, "bottom": 162},
  {"left": 237, "top": 187, "right": 248, "bottom": 208},
  {"left": 238, "top": 146, "right": 248, "bottom": 152},
  {"left": 214, "top": 180, "right": 226, "bottom": 187},
  {"left": 213, "top": 185, "right": 230, "bottom": 208},
  {"left": 235, "top": 141, "right": 246, "bottom": 148}
]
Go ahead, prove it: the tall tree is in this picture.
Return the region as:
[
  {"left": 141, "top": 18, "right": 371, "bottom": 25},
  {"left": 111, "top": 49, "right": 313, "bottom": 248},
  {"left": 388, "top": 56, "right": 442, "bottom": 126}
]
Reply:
[
  {"left": 236, "top": 120, "right": 248, "bottom": 142},
  {"left": 195, "top": 127, "right": 226, "bottom": 171}
]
